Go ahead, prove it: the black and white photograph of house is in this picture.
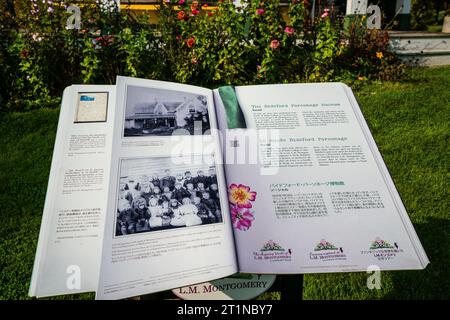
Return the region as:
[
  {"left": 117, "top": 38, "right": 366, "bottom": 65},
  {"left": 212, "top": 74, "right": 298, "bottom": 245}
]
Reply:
[{"left": 124, "top": 85, "right": 211, "bottom": 136}]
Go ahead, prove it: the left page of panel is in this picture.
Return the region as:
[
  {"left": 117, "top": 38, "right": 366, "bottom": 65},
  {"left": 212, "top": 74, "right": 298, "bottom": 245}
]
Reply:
[
  {"left": 29, "top": 85, "right": 116, "bottom": 298},
  {"left": 96, "top": 77, "right": 238, "bottom": 300}
]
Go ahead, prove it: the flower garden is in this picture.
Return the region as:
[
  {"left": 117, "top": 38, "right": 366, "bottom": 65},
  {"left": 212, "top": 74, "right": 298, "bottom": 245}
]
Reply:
[{"left": 1, "top": 0, "right": 404, "bottom": 112}]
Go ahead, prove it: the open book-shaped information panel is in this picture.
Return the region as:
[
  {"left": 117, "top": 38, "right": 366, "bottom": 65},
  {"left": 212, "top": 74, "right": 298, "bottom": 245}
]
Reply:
[{"left": 29, "top": 77, "right": 429, "bottom": 300}]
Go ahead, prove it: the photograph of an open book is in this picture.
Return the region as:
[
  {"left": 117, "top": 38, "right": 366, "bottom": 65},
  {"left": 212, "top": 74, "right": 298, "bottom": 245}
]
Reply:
[{"left": 29, "top": 77, "right": 429, "bottom": 300}]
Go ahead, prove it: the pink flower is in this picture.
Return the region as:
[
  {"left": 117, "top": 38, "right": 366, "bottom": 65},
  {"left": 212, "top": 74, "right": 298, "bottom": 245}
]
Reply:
[
  {"left": 231, "top": 206, "right": 255, "bottom": 231},
  {"left": 270, "top": 39, "right": 280, "bottom": 49},
  {"left": 229, "top": 184, "right": 257, "bottom": 208},
  {"left": 191, "top": 9, "right": 200, "bottom": 15},
  {"left": 321, "top": 9, "right": 329, "bottom": 18},
  {"left": 47, "top": 6, "right": 54, "bottom": 13},
  {"left": 256, "top": 9, "right": 265, "bottom": 15},
  {"left": 178, "top": 0, "right": 185, "bottom": 4},
  {"left": 284, "top": 26, "right": 295, "bottom": 35}
]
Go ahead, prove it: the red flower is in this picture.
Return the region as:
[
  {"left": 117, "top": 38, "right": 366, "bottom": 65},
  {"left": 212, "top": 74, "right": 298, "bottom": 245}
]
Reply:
[
  {"left": 207, "top": 11, "right": 214, "bottom": 17},
  {"left": 256, "top": 8, "right": 264, "bottom": 15},
  {"left": 20, "top": 49, "right": 29, "bottom": 59},
  {"left": 177, "top": 10, "right": 186, "bottom": 20},
  {"left": 186, "top": 37, "right": 196, "bottom": 47},
  {"left": 95, "top": 35, "right": 114, "bottom": 47},
  {"left": 178, "top": 0, "right": 185, "bottom": 4},
  {"left": 202, "top": 3, "right": 208, "bottom": 8},
  {"left": 191, "top": 8, "right": 200, "bottom": 15},
  {"left": 270, "top": 39, "right": 280, "bottom": 49}
]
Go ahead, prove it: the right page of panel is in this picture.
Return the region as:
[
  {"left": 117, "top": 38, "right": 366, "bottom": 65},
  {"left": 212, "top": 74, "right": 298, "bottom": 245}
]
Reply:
[{"left": 215, "top": 83, "right": 429, "bottom": 274}]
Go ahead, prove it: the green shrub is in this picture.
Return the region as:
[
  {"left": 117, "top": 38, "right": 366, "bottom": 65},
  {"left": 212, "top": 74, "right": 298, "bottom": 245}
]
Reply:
[
  {"left": 342, "top": 15, "right": 406, "bottom": 82},
  {"left": 411, "top": 0, "right": 435, "bottom": 30},
  {"left": 0, "top": 0, "right": 20, "bottom": 109}
]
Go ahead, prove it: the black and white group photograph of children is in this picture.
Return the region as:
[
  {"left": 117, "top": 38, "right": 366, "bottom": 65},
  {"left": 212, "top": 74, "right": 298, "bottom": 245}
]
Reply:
[
  {"left": 123, "top": 85, "right": 211, "bottom": 137},
  {"left": 115, "top": 155, "right": 222, "bottom": 236}
]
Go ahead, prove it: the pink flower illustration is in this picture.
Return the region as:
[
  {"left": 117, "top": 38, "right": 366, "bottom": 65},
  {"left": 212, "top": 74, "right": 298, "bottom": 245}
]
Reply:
[
  {"left": 229, "top": 184, "right": 257, "bottom": 208},
  {"left": 231, "top": 206, "right": 255, "bottom": 231}
]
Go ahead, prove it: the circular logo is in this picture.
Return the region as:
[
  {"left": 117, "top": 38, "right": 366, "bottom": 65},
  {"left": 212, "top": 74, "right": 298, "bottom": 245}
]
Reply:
[{"left": 172, "top": 274, "right": 276, "bottom": 300}]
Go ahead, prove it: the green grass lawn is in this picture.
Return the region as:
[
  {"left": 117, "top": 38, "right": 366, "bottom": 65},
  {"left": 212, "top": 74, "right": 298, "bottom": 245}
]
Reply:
[
  {"left": 427, "top": 25, "right": 443, "bottom": 32},
  {"left": 0, "top": 66, "right": 449, "bottom": 300}
]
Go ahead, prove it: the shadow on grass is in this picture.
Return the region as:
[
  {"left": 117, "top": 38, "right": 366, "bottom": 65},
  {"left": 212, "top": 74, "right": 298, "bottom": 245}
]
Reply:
[{"left": 384, "top": 218, "right": 450, "bottom": 299}]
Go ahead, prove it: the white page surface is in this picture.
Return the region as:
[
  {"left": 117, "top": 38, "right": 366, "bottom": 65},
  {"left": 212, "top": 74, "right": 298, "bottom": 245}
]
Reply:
[
  {"left": 217, "top": 83, "right": 428, "bottom": 273},
  {"left": 29, "top": 85, "right": 116, "bottom": 297},
  {"left": 96, "top": 78, "right": 237, "bottom": 300}
]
